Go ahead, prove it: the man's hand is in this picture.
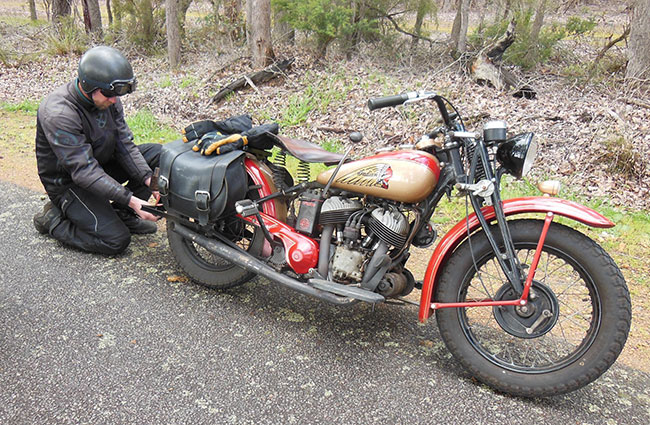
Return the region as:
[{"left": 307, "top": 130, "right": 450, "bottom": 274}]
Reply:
[
  {"left": 182, "top": 120, "right": 219, "bottom": 143},
  {"left": 193, "top": 133, "right": 247, "bottom": 155},
  {"left": 128, "top": 196, "right": 159, "bottom": 222}
]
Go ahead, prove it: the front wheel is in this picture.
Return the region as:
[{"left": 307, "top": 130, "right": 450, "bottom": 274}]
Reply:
[{"left": 435, "top": 219, "right": 631, "bottom": 397}]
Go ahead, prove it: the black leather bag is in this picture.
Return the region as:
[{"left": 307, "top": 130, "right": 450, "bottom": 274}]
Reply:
[{"left": 158, "top": 139, "right": 247, "bottom": 225}]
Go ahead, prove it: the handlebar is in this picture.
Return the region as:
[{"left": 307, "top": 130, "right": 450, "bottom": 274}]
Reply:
[
  {"left": 368, "top": 91, "right": 455, "bottom": 128},
  {"left": 367, "top": 91, "right": 437, "bottom": 111},
  {"left": 367, "top": 93, "right": 411, "bottom": 110}
]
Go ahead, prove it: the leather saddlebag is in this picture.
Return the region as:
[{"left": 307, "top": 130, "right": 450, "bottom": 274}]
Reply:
[{"left": 158, "top": 139, "right": 247, "bottom": 225}]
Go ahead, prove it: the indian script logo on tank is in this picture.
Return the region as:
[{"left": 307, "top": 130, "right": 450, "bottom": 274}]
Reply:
[{"left": 337, "top": 164, "right": 393, "bottom": 189}]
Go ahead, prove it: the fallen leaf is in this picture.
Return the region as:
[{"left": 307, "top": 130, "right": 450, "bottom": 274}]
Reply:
[
  {"left": 148, "top": 242, "right": 159, "bottom": 248},
  {"left": 167, "top": 275, "right": 189, "bottom": 282}
]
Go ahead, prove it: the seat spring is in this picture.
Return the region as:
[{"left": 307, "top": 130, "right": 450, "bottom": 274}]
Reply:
[
  {"left": 273, "top": 151, "right": 288, "bottom": 189},
  {"left": 297, "top": 160, "right": 310, "bottom": 183}
]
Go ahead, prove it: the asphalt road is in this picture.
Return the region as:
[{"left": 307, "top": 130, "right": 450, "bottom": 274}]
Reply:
[{"left": 1, "top": 180, "right": 648, "bottom": 425}]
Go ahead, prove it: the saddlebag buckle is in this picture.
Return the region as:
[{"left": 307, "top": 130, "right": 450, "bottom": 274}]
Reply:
[{"left": 195, "top": 190, "right": 211, "bottom": 211}]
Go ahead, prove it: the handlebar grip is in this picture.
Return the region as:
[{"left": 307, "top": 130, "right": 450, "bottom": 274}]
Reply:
[{"left": 367, "top": 93, "right": 410, "bottom": 111}]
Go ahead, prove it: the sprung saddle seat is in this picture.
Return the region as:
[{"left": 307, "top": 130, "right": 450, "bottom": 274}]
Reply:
[{"left": 268, "top": 134, "right": 344, "bottom": 166}]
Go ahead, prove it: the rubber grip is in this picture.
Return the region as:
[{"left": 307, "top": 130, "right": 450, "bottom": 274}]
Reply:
[{"left": 367, "top": 93, "right": 410, "bottom": 111}]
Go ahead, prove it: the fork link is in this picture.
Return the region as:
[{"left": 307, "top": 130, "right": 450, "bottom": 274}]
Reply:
[{"left": 297, "top": 160, "right": 310, "bottom": 183}]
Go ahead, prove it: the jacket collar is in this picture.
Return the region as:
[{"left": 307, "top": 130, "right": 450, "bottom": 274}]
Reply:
[{"left": 72, "top": 78, "right": 97, "bottom": 111}]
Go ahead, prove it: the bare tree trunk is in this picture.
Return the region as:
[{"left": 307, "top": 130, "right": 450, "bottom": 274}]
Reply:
[
  {"left": 29, "top": 0, "right": 38, "bottom": 20},
  {"left": 450, "top": 0, "right": 470, "bottom": 55},
  {"left": 626, "top": 0, "right": 650, "bottom": 84},
  {"left": 178, "top": 0, "right": 193, "bottom": 39},
  {"left": 106, "top": 0, "right": 113, "bottom": 25},
  {"left": 81, "top": 0, "right": 103, "bottom": 36},
  {"left": 166, "top": 0, "right": 182, "bottom": 69},
  {"left": 524, "top": 0, "right": 546, "bottom": 63},
  {"left": 52, "top": 0, "right": 71, "bottom": 22},
  {"left": 247, "top": 0, "right": 275, "bottom": 68},
  {"left": 502, "top": 0, "right": 512, "bottom": 20},
  {"left": 411, "top": 0, "right": 427, "bottom": 49},
  {"left": 225, "top": 0, "right": 243, "bottom": 40}
]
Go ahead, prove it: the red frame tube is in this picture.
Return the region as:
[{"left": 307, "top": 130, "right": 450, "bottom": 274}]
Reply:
[{"left": 419, "top": 197, "right": 614, "bottom": 322}]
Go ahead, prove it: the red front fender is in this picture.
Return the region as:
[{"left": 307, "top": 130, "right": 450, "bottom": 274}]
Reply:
[{"left": 418, "top": 196, "right": 614, "bottom": 322}]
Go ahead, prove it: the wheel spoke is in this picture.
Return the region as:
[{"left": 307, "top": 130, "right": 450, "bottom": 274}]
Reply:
[{"left": 460, "top": 244, "right": 599, "bottom": 372}]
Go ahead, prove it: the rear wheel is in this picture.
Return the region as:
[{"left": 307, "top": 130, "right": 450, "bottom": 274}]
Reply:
[
  {"left": 435, "top": 219, "right": 631, "bottom": 397},
  {"left": 166, "top": 173, "right": 267, "bottom": 289},
  {"left": 167, "top": 216, "right": 265, "bottom": 289}
]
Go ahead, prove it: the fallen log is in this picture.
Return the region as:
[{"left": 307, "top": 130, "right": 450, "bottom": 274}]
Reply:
[
  {"left": 210, "top": 58, "right": 295, "bottom": 104},
  {"left": 470, "top": 21, "right": 536, "bottom": 99}
]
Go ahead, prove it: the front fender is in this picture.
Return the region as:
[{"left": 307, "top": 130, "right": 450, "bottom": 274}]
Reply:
[{"left": 418, "top": 196, "right": 614, "bottom": 322}]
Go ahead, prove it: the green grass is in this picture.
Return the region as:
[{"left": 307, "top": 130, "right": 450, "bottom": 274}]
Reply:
[
  {"left": 126, "top": 109, "right": 178, "bottom": 144},
  {"left": 0, "top": 99, "right": 40, "bottom": 115},
  {"left": 158, "top": 75, "right": 173, "bottom": 88},
  {"left": 276, "top": 70, "right": 357, "bottom": 128},
  {"left": 180, "top": 76, "right": 197, "bottom": 89}
]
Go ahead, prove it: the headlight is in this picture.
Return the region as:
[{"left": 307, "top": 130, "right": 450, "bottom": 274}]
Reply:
[{"left": 496, "top": 132, "right": 537, "bottom": 179}]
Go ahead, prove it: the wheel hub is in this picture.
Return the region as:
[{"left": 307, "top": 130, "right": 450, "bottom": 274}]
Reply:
[{"left": 492, "top": 281, "right": 560, "bottom": 339}]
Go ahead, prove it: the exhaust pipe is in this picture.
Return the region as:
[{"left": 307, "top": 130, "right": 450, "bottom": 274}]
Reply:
[{"left": 172, "top": 222, "right": 364, "bottom": 305}]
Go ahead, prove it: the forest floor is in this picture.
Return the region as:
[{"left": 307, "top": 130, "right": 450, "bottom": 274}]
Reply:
[{"left": 1, "top": 2, "right": 649, "bottom": 372}]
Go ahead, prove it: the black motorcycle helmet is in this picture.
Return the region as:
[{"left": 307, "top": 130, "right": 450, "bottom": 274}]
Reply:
[{"left": 78, "top": 46, "right": 136, "bottom": 97}]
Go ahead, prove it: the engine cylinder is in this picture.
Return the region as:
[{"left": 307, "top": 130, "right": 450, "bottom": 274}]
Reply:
[
  {"left": 368, "top": 207, "right": 409, "bottom": 248},
  {"left": 320, "top": 196, "right": 362, "bottom": 225}
]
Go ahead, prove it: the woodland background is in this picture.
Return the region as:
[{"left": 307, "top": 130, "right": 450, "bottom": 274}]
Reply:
[{"left": 1, "top": 0, "right": 650, "bottom": 369}]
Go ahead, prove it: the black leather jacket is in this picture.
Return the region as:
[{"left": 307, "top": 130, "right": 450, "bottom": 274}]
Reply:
[{"left": 35, "top": 80, "right": 151, "bottom": 206}]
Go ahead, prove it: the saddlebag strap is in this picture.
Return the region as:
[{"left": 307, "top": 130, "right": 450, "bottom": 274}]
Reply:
[{"left": 196, "top": 150, "right": 245, "bottom": 225}]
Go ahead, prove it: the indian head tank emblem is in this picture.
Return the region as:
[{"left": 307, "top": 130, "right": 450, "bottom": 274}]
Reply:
[{"left": 337, "top": 163, "right": 393, "bottom": 189}]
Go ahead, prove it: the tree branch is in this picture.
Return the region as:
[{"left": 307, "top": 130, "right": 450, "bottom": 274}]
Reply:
[
  {"left": 587, "top": 24, "right": 630, "bottom": 82},
  {"left": 363, "top": 3, "right": 435, "bottom": 45}
]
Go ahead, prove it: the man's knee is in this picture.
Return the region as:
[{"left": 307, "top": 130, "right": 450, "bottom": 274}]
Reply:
[{"left": 98, "top": 231, "right": 131, "bottom": 255}]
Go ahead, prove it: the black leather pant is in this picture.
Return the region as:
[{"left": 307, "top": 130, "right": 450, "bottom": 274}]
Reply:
[{"left": 50, "top": 143, "right": 161, "bottom": 255}]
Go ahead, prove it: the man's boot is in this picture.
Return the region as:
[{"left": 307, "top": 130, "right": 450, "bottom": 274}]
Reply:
[
  {"left": 114, "top": 207, "right": 157, "bottom": 234},
  {"left": 33, "top": 201, "right": 62, "bottom": 235}
]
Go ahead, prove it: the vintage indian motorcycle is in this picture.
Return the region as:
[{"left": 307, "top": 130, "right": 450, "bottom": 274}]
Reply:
[{"left": 148, "top": 91, "right": 631, "bottom": 397}]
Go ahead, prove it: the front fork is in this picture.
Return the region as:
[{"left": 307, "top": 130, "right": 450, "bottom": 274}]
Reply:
[{"left": 433, "top": 139, "right": 551, "bottom": 309}]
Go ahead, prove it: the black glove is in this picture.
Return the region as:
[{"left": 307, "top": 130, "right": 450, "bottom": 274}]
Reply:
[
  {"left": 192, "top": 132, "right": 248, "bottom": 155},
  {"left": 182, "top": 120, "right": 219, "bottom": 143}
]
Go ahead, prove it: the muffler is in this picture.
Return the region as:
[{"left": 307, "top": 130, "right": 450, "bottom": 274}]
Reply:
[{"left": 171, "top": 222, "right": 383, "bottom": 305}]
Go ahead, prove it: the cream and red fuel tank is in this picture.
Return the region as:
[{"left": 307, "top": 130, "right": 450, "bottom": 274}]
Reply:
[{"left": 317, "top": 150, "right": 440, "bottom": 203}]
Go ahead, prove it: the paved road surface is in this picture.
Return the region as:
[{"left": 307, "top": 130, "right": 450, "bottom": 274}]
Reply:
[{"left": 1, "top": 180, "right": 648, "bottom": 424}]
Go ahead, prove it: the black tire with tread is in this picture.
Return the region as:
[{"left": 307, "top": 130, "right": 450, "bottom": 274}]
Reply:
[
  {"left": 435, "top": 219, "right": 631, "bottom": 397},
  {"left": 166, "top": 218, "right": 264, "bottom": 290}
]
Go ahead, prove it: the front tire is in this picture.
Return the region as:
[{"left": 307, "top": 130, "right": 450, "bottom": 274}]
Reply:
[{"left": 435, "top": 219, "right": 631, "bottom": 397}]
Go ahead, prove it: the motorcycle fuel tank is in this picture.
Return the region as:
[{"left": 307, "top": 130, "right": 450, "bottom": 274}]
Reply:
[{"left": 317, "top": 150, "right": 440, "bottom": 203}]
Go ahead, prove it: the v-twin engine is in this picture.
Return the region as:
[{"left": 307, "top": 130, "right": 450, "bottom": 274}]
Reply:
[{"left": 318, "top": 195, "right": 412, "bottom": 297}]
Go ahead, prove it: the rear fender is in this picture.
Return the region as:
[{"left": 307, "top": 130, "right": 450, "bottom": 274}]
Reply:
[
  {"left": 418, "top": 197, "right": 614, "bottom": 322},
  {"left": 244, "top": 156, "right": 287, "bottom": 221}
]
